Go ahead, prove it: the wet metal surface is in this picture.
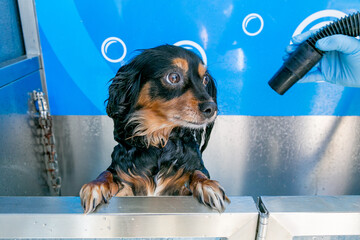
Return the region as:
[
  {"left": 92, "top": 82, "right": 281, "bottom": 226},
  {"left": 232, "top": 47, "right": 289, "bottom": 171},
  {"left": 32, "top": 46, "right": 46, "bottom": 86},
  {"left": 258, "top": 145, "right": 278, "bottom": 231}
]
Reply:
[
  {"left": 0, "top": 196, "right": 258, "bottom": 239},
  {"left": 53, "top": 115, "right": 360, "bottom": 198},
  {"left": 261, "top": 196, "right": 360, "bottom": 239},
  {"left": 205, "top": 116, "right": 360, "bottom": 197},
  {"left": 0, "top": 70, "right": 47, "bottom": 196}
]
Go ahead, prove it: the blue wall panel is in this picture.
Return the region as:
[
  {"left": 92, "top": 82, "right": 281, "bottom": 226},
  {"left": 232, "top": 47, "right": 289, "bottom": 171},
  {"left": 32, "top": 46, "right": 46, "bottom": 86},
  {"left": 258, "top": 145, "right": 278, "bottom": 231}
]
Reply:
[
  {"left": 0, "top": 70, "right": 42, "bottom": 114},
  {"left": 35, "top": 0, "right": 360, "bottom": 116},
  {"left": 0, "top": 0, "right": 25, "bottom": 63}
]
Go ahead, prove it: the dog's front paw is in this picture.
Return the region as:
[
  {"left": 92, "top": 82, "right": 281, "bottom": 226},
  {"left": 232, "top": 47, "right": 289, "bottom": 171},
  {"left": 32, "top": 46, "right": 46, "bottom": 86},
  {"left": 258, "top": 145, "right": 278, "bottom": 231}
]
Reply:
[
  {"left": 190, "top": 172, "right": 230, "bottom": 212},
  {"left": 80, "top": 180, "right": 116, "bottom": 214}
]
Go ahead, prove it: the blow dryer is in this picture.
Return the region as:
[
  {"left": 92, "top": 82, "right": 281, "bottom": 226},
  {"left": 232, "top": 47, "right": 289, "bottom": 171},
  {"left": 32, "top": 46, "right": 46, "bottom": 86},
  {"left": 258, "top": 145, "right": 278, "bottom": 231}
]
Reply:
[{"left": 269, "top": 12, "right": 360, "bottom": 95}]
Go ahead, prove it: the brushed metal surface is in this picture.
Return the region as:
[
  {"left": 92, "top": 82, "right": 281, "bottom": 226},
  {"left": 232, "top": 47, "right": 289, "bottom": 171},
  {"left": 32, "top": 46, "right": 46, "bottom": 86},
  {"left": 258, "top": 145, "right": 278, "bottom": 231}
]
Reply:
[
  {"left": 18, "top": 0, "right": 41, "bottom": 56},
  {"left": 54, "top": 115, "right": 360, "bottom": 198},
  {"left": 261, "top": 195, "right": 360, "bottom": 212},
  {"left": 204, "top": 115, "right": 360, "bottom": 197},
  {"left": 0, "top": 114, "right": 49, "bottom": 196},
  {"left": 294, "top": 236, "right": 360, "bottom": 240},
  {"left": 0, "top": 196, "right": 258, "bottom": 239},
  {"left": 53, "top": 115, "right": 116, "bottom": 196},
  {"left": 0, "top": 71, "right": 48, "bottom": 196},
  {"left": 261, "top": 196, "right": 360, "bottom": 239},
  {"left": 17, "top": 0, "right": 50, "bottom": 103}
]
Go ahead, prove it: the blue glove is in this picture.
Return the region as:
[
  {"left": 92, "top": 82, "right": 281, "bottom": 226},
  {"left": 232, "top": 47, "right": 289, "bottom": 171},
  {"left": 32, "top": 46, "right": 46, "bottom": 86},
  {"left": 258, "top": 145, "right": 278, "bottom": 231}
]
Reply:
[{"left": 285, "top": 31, "right": 360, "bottom": 87}]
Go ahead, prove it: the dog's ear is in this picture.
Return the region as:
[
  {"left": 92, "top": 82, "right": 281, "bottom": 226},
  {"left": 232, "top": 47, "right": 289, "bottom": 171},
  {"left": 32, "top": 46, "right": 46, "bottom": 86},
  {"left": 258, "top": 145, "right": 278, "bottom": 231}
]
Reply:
[
  {"left": 106, "top": 63, "right": 141, "bottom": 120},
  {"left": 200, "top": 74, "right": 217, "bottom": 153}
]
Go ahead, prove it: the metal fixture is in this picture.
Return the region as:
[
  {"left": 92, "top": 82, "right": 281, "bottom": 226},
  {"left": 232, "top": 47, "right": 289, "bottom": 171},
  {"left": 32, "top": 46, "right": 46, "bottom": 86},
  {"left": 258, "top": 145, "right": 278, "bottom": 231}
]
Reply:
[{"left": 32, "top": 90, "right": 61, "bottom": 195}]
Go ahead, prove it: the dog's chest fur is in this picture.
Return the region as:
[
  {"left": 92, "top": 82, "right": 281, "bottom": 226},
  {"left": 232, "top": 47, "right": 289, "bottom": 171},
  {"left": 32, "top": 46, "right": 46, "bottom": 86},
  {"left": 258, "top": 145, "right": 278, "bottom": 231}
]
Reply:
[{"left": 109, "top": 129, "right": 208, "bottom": 196}]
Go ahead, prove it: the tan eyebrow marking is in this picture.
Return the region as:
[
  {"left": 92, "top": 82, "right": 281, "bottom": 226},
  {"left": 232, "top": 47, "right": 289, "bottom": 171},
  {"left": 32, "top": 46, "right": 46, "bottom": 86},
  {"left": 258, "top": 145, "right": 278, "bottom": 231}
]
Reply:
[
  {"left": 172, "top": 58, "right": 189, "bottom": 73},
  {"left": 198, "top": 63, "right": 206, "bottom": 77}
]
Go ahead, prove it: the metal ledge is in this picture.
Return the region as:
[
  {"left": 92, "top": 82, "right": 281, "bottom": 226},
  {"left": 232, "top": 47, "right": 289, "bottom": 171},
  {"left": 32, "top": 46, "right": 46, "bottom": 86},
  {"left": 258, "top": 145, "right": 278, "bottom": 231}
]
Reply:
[
  {"left": 260, "top": 195, "right": 360, "bottom": 239},
  {"left": 0, "top": 196, "right": 258, "bottom": 239}
]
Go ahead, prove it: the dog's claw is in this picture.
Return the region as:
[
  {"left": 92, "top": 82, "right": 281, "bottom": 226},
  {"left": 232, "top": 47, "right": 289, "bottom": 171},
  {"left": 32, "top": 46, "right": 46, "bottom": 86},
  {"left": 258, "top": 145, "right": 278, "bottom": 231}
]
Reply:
[
  {"left": 79, "top": 181, "right": 113, "bottom": 214},
  {"left": 192, "top": 179, "right": 230, "bottom": 213},
  {"left": 103, "top": 196, "right": 108, "bottom": 204}
]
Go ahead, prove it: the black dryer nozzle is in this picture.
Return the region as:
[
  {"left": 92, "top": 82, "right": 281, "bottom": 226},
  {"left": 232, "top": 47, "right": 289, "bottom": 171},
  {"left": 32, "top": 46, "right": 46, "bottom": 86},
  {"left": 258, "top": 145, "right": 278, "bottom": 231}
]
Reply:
[{"left": 269, "top": 11, "right": 360, "bottom": 95}]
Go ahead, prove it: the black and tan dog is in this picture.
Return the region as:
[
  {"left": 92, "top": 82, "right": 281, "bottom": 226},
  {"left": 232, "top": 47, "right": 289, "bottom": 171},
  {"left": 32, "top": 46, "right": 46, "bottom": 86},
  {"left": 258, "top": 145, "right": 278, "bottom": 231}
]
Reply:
[{"left": 80, "top": 45, "right": 229, "bottom": 213}]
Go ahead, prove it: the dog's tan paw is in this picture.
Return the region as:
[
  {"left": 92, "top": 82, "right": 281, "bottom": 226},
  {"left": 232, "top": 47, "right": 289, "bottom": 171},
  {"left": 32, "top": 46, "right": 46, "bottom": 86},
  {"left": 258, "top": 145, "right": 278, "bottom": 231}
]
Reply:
[
  {"left": 191, "top": 178, "right": 230, "bottom": 213},
  {"left": 79, "top": 180, "right": 115, "bottom": 214}
]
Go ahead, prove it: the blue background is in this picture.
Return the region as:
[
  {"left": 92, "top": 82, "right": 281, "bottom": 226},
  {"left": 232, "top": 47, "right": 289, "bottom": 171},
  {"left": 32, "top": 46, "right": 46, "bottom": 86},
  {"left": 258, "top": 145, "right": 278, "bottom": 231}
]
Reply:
[{"left": 35, "top": 0, "right": 360, "bottom": 116}]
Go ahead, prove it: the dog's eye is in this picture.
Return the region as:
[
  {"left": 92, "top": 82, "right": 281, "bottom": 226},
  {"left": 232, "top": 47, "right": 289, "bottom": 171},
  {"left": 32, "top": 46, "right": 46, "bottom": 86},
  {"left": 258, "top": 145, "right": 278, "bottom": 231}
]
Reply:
[
  {"left": 203, "top": 75, "right": 210, "bottom": 86},
  {"left": 166, "top": 72, "right": 181, "bottom": 84}
]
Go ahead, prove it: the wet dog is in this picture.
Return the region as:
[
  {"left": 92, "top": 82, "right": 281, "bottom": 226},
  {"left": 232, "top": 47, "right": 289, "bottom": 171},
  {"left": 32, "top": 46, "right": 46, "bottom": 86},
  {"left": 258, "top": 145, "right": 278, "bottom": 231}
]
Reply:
[{"left": 80, "top": 45, "right": 229, "bottom": 213}]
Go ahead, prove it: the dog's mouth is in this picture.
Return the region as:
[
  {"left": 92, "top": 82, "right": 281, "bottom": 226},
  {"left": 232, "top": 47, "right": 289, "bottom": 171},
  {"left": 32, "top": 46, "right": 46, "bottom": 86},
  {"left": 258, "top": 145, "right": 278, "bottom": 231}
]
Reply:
[{"left": 171, "top": 114, "right": 216, "bottom": 129}]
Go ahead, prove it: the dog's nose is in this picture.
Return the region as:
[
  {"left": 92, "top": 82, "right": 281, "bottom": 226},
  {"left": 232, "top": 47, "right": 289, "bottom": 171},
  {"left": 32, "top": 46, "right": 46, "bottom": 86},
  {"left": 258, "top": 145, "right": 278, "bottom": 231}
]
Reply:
[{"left": 199, "top": 102, "right": 217, "bottom": 119}]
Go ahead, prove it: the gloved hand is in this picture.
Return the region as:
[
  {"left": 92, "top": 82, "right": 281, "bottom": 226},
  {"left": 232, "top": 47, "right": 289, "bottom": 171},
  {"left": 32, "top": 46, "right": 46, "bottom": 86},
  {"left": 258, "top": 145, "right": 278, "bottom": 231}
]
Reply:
[{"left": 285, "top": 31, "right": 360, "bottom": 87}]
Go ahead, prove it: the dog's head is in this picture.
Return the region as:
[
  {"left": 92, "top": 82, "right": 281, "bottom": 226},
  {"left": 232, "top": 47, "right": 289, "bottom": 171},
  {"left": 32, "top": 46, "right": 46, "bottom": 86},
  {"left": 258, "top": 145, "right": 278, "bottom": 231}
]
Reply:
[{"left": 107, "top": 45, "right": 217, "bottom": 149}]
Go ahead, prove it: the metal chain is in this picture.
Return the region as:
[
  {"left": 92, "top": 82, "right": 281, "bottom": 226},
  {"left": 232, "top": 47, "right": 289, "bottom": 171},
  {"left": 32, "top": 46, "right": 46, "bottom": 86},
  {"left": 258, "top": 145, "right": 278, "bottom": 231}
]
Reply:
[{"left": 32, "top": 90, "right": 61, "bottom": 195}]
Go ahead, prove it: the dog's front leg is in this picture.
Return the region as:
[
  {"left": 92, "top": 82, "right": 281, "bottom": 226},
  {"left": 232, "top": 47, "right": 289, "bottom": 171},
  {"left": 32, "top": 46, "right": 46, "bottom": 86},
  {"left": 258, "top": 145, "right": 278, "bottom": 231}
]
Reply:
[
  {"left": 190, "top": 170, "right": 230, "bottom": 212},
  {"left": 79, "top": 171, "right": 120, "bottom": 214}
]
